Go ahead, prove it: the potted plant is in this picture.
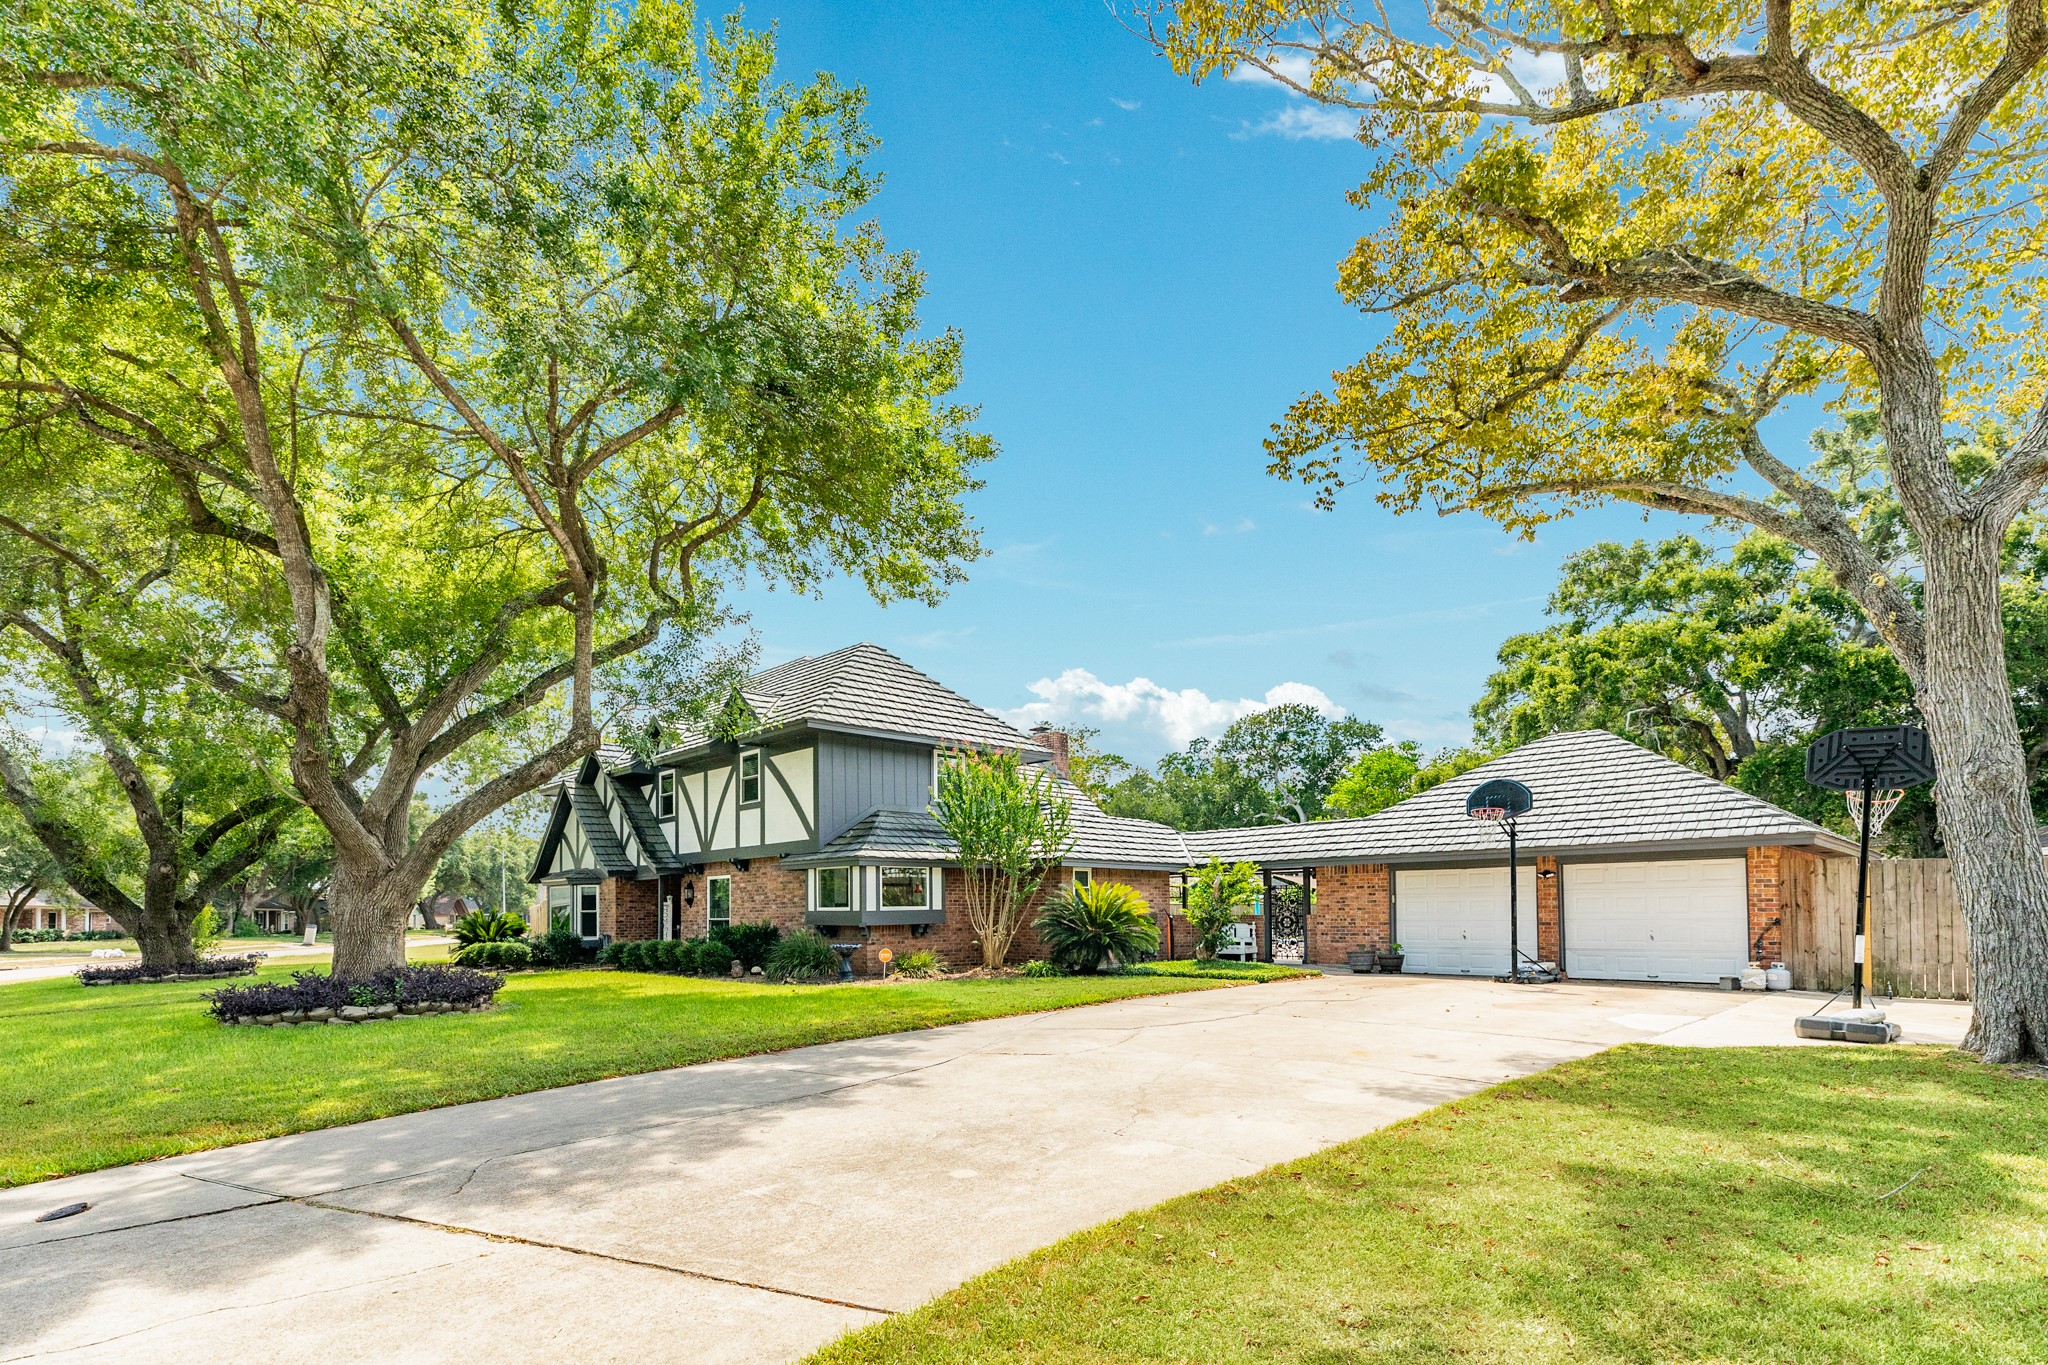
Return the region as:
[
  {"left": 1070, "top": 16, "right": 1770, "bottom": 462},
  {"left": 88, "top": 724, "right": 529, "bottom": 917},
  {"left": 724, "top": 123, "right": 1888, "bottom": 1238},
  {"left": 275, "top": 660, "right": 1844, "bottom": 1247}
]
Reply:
[
  {"left": 1345, "top": 947, "right": 1379, "bottom": 973},
  {"left": 1376, "top": 941, "right": 1405, "bottom": 973}
]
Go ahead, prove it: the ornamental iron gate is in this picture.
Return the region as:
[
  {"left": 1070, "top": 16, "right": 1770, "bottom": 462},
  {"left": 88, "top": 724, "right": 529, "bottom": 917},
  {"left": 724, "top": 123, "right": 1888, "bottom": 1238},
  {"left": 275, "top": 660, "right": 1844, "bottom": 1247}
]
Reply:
[{"left": 1263, "top": 869, "right": 1311, "bottom": 965}]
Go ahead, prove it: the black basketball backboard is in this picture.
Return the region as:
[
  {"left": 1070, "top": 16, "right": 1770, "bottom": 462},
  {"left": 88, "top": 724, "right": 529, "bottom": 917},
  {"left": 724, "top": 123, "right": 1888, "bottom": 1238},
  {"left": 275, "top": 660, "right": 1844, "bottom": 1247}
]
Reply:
[
  {"left": 1805, "top": 725, "right": 1935, "bottom": 791},
  {"left": 1466, "top": 778, "right": 1533, "bottom": 818}
]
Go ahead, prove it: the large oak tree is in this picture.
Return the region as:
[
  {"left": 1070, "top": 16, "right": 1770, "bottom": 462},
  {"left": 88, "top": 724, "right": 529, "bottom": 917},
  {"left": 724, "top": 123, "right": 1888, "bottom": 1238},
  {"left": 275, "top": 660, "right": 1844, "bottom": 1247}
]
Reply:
[
  {"left": 1157, "top": 0, "right": 2048, "bottom": 1061},
  {"left": 0, "top": 2, "right": 990, "bottom": 974}
]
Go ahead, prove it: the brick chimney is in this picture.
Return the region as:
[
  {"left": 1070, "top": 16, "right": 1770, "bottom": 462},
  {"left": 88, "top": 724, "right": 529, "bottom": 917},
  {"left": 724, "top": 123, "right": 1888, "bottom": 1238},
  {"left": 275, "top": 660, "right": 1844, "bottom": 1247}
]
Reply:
[{"left": 1030, "top": 724, "right": 1071, "bottom": 778}]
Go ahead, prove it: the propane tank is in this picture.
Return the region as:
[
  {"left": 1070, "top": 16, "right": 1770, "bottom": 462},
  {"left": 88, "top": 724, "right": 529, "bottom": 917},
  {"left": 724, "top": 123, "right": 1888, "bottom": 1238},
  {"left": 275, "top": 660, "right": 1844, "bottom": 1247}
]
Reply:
[
  {"left": 1740, "top": 962, "right": 1768, "bottom": 991},
  {"left": 1764, "top": 962, "right": 1792, "bottom": 991}
]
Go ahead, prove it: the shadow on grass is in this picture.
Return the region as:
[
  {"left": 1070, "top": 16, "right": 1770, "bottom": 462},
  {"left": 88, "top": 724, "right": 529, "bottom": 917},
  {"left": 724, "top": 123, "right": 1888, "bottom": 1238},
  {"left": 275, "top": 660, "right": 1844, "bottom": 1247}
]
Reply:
[{"left": 809, "top": 1045, "right": 2048, "bottom": 1365}]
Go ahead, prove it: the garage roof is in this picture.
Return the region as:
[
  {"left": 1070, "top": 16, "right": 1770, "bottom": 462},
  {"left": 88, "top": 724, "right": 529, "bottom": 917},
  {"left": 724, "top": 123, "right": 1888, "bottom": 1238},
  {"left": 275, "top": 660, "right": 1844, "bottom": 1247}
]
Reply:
[{"left": 1187, "top": 729, "right": 1855, "bottom": 867}]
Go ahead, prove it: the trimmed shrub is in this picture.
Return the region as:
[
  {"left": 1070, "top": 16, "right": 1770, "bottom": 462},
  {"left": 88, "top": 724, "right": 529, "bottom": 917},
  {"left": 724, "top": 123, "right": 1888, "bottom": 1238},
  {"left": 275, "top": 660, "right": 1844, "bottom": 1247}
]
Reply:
[
  {"left": 454, "top": 941, "right": 534, "bottom": 970},
  {"left": 450, "top": 909, "right": 531, "bottom": 947},
  {"left": 205, "top": 964, "right": 504, "bottom": 1022},
  {"left": 765, "top": 930, "right": 839, "bottom": 983},
  {"left": 597, "top": 939, "right": 629, "bottom": 966},
  {"left": 78, "top": 955, "right": 258, "bottom": 986},
  {"left": 531, "top": 925, "right": 588, "bottom": 966},
  {"left": 1020, "top": 959, "right": 1065, "bottom": 978},
  {"left": 1033, "top": 881, "right": 1160, "bottom": 973},
  {"left": 654, "top": 939, "right": 688, "bottom": 971},
  {"left": 712, "top": 920, "right": 781, "bottom": 970},
  {"left": 893, "top": 949, "right": 947, "bottom": 978},
  {"left": 693, "top": 938, "right": 738, "bottom": 976}
]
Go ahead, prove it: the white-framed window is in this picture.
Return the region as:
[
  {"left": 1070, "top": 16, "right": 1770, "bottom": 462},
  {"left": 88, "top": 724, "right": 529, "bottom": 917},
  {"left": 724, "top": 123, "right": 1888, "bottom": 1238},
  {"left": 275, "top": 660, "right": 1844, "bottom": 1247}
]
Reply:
[
  {"left": 547, "top": 885, "right": 571, "bottom": 932},
  {"left": 880, "top": 866, "right": 931, "bottom": 911},
  {"left": 1071, "top": 867, "right": 1093, "bottom": 889},
  {"left": 578, "top": 885, "right": 600, "bottom": 939},
  {"left": 814, "top": 866, "right": 852, "bottom": 912},
  {"left": 738, "top": 751, "right": 762, "bottom": 806},
  {"left": 707, "top": 874, "right": 732, "bottom": 932},
  {"left": 656, "top": 770, "right": 675, "bottom": 819}
]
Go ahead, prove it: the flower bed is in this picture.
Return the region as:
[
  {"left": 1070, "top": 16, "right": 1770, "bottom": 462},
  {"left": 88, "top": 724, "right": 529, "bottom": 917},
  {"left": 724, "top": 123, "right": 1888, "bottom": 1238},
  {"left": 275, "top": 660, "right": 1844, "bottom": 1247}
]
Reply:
[
  {"left": 78, "top": 955, "right": 259, "bottom": 986},
  {"left": 206, "top": 964, "right": 505, "bottom": 1026}
]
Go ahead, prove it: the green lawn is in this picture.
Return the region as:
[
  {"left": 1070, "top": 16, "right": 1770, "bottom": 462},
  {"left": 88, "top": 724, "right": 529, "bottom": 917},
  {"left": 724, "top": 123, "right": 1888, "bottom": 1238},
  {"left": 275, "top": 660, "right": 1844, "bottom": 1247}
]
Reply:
[
  {"left": 0, "top": 957, "right": 1301, "bottom": 1187},
  {"left": 811, "top": 1046, "right": 2048, "bottom": 1365}
]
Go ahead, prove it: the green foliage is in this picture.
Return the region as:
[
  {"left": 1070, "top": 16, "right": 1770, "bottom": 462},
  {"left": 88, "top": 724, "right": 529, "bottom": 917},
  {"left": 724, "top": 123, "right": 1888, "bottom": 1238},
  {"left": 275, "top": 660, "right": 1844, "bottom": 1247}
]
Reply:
[
  {"left": 1326, "top": 741, "right": 1491, "bottom": 818},
  {"left": 1019, "top": 959, "right": 1065, "bottom": 978},
  {"left": 691, "top": 938, "right": 738, "bottom": 975},
  {"left": 1181, "top": 858, "right": 1259, "bottom": 960},
  {"left": 531, "top": 925, "right": 589, "bottom": 967},
  {"left": 450, "top": 910, "right": 531, "bottom": 948},
  {"left": 1033, "top": 881, "right": 1161, "bottom": 974},
  {"left": 710, "top": 920, "right": 781, "bottom": 971},
  {"left": 0, "top": 0, "right": 994, "bottom": 974},
  {"left": 892, "top": 949, "right": 947, "bottom": 978},
  {"left": 1098, "top": 704, "right": 1381, "bottom": 829},
  {"left": 932, "top": 749, "right": 1074, "bottom": 967},
  {"left": 188, "top": 906, "right": 223, "bottom": 957},
  {"left": 655, "top": 939, "right": 690, "bottom": 972},
  {"left": 765, "top": 930, "right": 840, "bottom": 983},
  {"left": 597, "top": 941, "right": 629, "bottom": 967},
  {"left": 454, "top": 940, "right": 533, "bottom": 970}
]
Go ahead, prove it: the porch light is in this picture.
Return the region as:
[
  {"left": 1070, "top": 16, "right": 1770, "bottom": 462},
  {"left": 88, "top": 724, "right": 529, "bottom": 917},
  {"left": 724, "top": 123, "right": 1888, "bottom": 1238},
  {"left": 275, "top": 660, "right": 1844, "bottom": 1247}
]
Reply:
[{"left": 683, "top": 881, "right": 696, "bottom": 907}]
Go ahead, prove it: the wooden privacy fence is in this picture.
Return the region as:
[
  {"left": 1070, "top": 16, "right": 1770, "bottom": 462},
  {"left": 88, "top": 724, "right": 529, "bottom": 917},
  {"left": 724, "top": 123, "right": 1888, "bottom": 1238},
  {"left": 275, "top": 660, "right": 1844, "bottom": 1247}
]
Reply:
[{"left": 1780, "top": 857, "right": 1972, "bottom": 1000}]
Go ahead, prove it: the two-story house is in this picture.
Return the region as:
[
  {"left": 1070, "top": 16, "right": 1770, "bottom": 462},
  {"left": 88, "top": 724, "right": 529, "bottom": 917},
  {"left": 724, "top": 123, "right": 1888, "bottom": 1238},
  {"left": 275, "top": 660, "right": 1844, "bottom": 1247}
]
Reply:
[{"left": 527, "top": 643, "right": 1191, "bottom": 972}]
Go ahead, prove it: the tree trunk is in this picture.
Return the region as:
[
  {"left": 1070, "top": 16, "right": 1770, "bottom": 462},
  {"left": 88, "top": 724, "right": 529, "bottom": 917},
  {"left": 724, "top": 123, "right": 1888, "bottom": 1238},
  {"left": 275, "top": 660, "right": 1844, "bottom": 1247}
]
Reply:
[
  {"left": 0, "top": 886, "right": 29, "bottom": 950},
  {"left": 1919, "top": 533, "right": 2048, "bottom": 1063},
  {"left": 326, "top": 860, "right": 418, "bottom": 977}
]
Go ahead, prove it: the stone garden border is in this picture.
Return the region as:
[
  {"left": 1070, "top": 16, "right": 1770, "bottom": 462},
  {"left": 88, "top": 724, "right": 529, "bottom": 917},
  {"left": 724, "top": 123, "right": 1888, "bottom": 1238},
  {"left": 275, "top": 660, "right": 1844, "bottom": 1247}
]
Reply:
[
  {"left": 78, "top": 957, "right": 259, "bottom": 986},
  {"left": 229, "top": 1001, "right": 500, "bottom": 1027}
]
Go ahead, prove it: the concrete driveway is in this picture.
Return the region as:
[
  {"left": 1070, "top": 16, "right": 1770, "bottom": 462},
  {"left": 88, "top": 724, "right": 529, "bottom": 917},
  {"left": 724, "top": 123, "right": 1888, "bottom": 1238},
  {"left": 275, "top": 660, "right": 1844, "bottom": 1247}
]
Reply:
[{"left": 0, "top": 974, "right": 1970, "bottom": 1363}]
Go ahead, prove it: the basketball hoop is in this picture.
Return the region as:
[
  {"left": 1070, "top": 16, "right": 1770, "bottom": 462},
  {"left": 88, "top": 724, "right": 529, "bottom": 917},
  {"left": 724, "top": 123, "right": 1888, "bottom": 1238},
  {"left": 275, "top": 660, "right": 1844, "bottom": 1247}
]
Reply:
[
  {"left": 1844, "top": 787, "right": 1905, "bottom": 836},
  {"left": 1468, "top": 805, "right": 1508, "bottom": 822}
]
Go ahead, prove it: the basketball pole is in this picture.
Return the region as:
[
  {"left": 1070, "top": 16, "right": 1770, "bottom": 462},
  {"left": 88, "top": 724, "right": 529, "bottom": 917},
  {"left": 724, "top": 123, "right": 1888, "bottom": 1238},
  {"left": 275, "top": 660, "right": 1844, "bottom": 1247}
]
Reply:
[
  {"left": 1506, "top": 813, "right": 1520, "bottom": 980},
  {"left": 1852, "top": 771, "right": 1874, "bottom": 1010}
]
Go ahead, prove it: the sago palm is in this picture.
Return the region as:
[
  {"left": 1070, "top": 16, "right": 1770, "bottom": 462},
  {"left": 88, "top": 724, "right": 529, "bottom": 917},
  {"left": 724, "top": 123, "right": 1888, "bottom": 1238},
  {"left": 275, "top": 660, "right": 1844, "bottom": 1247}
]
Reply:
[{"left": 1033, "top": 882, "right": 1159, "bottom": 974}]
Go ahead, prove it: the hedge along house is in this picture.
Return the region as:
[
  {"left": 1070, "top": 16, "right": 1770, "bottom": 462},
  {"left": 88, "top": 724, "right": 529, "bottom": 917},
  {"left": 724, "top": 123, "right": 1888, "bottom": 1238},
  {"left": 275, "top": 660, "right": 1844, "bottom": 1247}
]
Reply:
[
  {"left": 1184, "top": 730, "right": 1856, "bottom": 983},
  {"left": 529, "top": 646, "right": 1856, "bottom": 983},
  {"left": 526, "top": 644, "right": 1192, "bottom": 974}
]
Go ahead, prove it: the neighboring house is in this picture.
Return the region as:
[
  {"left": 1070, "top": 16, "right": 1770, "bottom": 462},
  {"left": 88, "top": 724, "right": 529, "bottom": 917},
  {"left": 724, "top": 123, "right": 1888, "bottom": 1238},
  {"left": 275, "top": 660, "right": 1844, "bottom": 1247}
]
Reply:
[
  {"left": 529, "top": 645, "right": 1854, "bottom": 983},
  {"left": 413, "top": 893, "right": 480, "bottom": 930},
  {"left": 18, "top": 893, "right": 119, "bottom": 935}
]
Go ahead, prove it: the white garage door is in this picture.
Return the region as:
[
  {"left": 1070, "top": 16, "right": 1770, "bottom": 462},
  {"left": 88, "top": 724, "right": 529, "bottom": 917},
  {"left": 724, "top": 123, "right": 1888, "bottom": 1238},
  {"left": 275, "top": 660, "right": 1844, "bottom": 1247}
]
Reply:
[
  {"left": 1562, "top": 859, "right": 1747, "bottom": 983},
  {"left": 1394, "top": 865, "right": 1538, "bottom": 977}
]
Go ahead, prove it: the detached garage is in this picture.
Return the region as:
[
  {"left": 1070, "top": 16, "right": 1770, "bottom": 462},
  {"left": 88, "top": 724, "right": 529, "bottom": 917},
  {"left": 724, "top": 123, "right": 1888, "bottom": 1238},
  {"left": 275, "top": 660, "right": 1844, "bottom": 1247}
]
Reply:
[{"left": 1188, "top": 730, "right": 1855, "bottom": 982}]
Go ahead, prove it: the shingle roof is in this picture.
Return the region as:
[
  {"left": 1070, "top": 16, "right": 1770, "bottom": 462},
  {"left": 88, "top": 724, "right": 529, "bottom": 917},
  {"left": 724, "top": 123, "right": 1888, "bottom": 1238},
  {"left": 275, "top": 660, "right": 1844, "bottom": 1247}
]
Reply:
[
  {"left": 566, "top": 784, "right": 637, "bottom": 877},
  {"left": 613, "top": 781, "right": 691, "bottom": 875},
  {"left": 784, "top": 808, "right": 957, "bottom": 867},
  {"left": 1186, "top": 730, "right": 1853, "bottom": 866},
  {"left": 659, "top": 643, "right": 1046, "bottom": 757},
  {"left": 1059, "top": 777, "right": 1194, "bottom": 869},
  {"left": 783, "top": 776, "right": 1195, "bottom": 871}
]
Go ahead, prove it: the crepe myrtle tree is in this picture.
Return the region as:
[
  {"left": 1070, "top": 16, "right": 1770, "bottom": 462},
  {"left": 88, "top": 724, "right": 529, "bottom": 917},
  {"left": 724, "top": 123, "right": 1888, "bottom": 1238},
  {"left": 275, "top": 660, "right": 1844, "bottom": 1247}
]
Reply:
[
  {"left": 931, "top": 749, "right": 1075, "bottom": 969},
  {"left": 1155, "top": 1, "right": 2048, "bottom": 1062},
  {"left": 0, "top": 2, "right": 991, "bottom": 975}
]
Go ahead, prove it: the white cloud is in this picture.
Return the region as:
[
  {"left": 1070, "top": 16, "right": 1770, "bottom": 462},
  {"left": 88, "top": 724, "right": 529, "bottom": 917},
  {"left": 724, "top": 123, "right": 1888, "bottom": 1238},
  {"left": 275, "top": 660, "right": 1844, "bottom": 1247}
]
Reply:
[
  {"left": 1233, "top": 103, "right": 1358, "bottom": 142},
  {"left": 1201, "top": 516, "right": 1257, "bottom": 536},
  {"left": 1004, "top": 669, "right": 1343, "bottom": 749},
  {"left": 1111, "top": 96, "right": 1142, "bottom": 111},
  {"left": 1227, "top": 53, "right": 1314, "bottom": 87}
]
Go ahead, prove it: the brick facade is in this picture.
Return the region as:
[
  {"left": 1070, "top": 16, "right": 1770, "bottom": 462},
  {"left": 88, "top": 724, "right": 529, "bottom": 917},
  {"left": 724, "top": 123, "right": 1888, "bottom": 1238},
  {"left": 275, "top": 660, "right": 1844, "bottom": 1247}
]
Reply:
[
  {"left": 1535, "top": 855, "right": 1561, "bottom": 965},
  {"left": 597, "top": 876, "right": 659, "bottom": 943},
  {"left": 592, "top": 862, "right": 1173, "bottom": 977},
  {"left": 1305, "top": 864, "right": 1392, "bottom": 964}
]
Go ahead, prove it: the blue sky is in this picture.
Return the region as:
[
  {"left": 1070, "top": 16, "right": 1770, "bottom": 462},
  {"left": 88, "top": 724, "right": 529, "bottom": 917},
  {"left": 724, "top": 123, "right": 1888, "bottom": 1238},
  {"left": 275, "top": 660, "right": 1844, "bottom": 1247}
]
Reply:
[{"left": 720, "top": 1, "right": 1701, "bottom": 764}]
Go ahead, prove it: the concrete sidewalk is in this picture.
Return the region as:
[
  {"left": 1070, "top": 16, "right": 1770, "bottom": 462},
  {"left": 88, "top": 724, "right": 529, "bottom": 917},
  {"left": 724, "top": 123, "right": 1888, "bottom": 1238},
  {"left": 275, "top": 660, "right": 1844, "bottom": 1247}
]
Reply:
[{"left": 0, "top": 975, "right": 1971, "bottom": 1364}]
